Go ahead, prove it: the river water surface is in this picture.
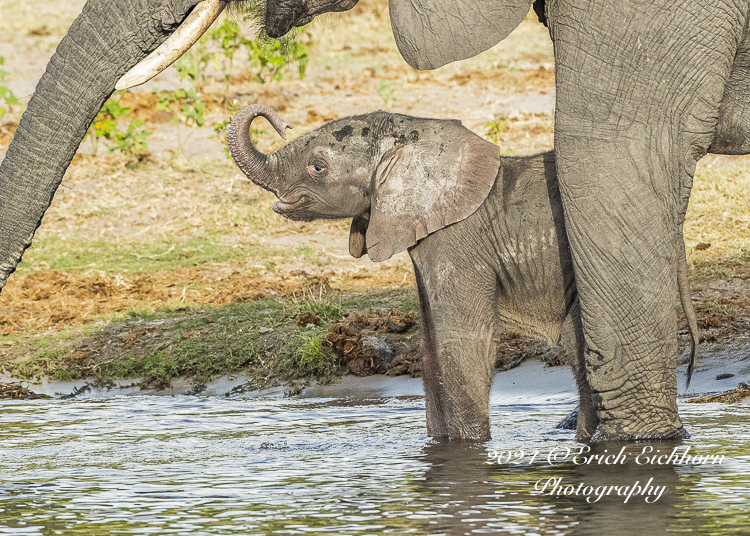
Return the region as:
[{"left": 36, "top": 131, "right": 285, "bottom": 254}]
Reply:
[{"left": 1, "top": 360, "right": 749, "bottom": 535}]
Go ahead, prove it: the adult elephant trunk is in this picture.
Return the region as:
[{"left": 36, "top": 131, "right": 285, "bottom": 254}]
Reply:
[
  {"left": 0, "top": 0, "right": 225, "bottom": 291},
  {"left": 227, "top": 104, "right": 294, "bottom": 196}
]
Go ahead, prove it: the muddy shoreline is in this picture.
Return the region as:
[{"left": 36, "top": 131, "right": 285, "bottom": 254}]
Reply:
[
  {"left": 1, "top": 274, "right": 748, "bottom": 401},
  {"left": 2, "top": 336, "right": 749, "bottom": 404}
]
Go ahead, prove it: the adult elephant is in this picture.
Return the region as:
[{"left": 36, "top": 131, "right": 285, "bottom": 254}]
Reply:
[{"left": 262, "top": 0, "right": 750, "bottom": 441}]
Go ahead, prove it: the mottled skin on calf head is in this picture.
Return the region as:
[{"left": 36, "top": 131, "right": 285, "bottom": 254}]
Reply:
[{"left": 229, "top": 106, "right": 699, "bottom": 441}]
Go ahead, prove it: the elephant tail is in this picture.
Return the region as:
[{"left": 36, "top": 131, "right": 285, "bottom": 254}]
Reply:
[{"left": 678, "top": 240, "right": 699, "bottom": 390}]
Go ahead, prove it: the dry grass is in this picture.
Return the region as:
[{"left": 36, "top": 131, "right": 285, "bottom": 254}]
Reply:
[
  {"left": 686, "top": 158, "right": 750, "bottom": 262},
  {"left": 0, "top": 0, "right": 83, "bottom": 39}
]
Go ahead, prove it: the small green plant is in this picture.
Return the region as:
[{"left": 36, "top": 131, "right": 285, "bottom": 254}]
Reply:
[
  {"left": 0, "top": 57, "right": 18, "bottom": 120},
  {"left": 155, "top": 36, "right": 209, "bottom": 151},
  {"left": 174, "top": 34, "right": 211, "bottom": 93},
  {"left": 209, "top": 20, "right": 244, "bottom": 91},
  {"left": 244, "top": 35, "right": 310, "bottom": 84},
  {"left": 296, "top": 331, "right": 326, "bottom": 372},
  {"left": 84, "top": 91, "right": 152, "bottom": 161},
  {"left": 154, "top": 87, "right": 205, "bottom": 150},
  {"left": 110, "top": 119, "right": 151, "bottom": 156},
  {"left": 377, "top": 80, "right": 397, "bottom": 106},
  {"left": 705, "top": 301, "right": 736, "bottom": 317},
  {"left": 87, "top": 96, "right": 131, "bottom": 156},
  {"left": 484, "top": 117, "right": 506, "bottom": 145},
  {"left": 155, "top": 87, "right": 205, "bottom": 128}
]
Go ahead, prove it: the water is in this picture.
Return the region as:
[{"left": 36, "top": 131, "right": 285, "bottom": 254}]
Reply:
[{"left": 1, "top": 362, "right": 749, "bottom": 535}]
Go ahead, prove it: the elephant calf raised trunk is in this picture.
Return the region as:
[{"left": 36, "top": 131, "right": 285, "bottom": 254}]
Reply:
[
  {"left": 227, "top": 104, "right": 294, "bottom": 197},
  {"left": 228, "top": 105, "right": 700, "bottom": 441}
]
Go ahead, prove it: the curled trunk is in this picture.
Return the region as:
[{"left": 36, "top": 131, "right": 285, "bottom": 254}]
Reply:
[{"left": 227, "top": 104, "right": 293, "bottom": 194}]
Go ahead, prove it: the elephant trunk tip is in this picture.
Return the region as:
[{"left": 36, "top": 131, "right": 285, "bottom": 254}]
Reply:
[{"left": 232, "top": 104, "right": 294, "bottom": 141}]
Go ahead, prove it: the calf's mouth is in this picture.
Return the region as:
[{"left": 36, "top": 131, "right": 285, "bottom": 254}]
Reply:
[{"left": 272, "top": 196, "right": 314, "bottom": 221}]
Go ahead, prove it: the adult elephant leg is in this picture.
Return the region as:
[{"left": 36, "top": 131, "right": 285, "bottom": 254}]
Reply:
[
  {"left": 547, "top": 0, "right": 747, "bottom": 440},
  {"left": 711, "top": 25, "right": 750, "bottom": 155},
  {"left": 559, "top": 299, "right": 598, "bottom": 440}
]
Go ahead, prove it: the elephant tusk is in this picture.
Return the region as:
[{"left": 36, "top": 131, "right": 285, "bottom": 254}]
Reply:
[{"left": 115, "top": 0, "right": 227, "bottom": 90}]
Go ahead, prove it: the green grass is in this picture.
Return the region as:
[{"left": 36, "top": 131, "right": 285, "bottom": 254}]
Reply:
[
  {"left": 5, "top": 288, "right": 419, "bottom": 389},
  {"left": 16, "top": 234, "right": 326, "bottom": 275},
  {"left": 704, "top": 301, "right": 737, "bottom": 317},
  {"left": 286, "top": 329, "right": 339, "bottom": 376}
]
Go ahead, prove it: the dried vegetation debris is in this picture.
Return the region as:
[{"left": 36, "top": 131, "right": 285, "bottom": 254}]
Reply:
[
  {"left": 324, "top": 310, "right": 418, "bottom": 376},
  {"left": 0, "top": 263, "right": 416, "bottom": 335},
  {"left": 0, "top": 382, "right": 50, "bottom": 400},
  {"left": 685, "top": 382, "right": 750, "bottom": 404},
  {"left": 494, "top": 331, "right": 568, "bottom": 371},
  {"left": 0, "top": 268, "right": 330, "bottom": 334}
]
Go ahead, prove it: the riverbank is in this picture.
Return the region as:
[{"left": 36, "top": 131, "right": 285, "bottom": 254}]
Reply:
[
  {"left": 0, "top": 287, "right": 572, "bottom": 397},
  {"left": 0, "top": 0, "right": 748, "bottom": 399},
  {"left": 1, "top": 276, "right": 749, "bottom": 400}
]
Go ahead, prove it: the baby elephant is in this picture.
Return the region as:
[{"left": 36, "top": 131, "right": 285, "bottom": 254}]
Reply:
[{"left": 228, "top": 105, "right": 698, "bottom": 441}]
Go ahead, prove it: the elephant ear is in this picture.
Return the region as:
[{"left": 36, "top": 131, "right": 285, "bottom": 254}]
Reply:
[
  {"left": 389, "top": 0, "right": 534, "bottom": 70},
  {"left": 366, "top": 125, "right": 500, "bottom": 262}
]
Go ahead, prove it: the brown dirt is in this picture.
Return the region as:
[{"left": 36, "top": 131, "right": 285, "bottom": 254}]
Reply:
[
  {"left": 0, "top": 121, "right": 17, "bottom": 146},
  {"left": 0, "top": 265, "right": 415, "bottom": 335},
  {"left": 448, "top": 65, "right": 555, "bottom": 94},
  {"left": 678, "top": 260, "right": 750, "bottom": 343}
]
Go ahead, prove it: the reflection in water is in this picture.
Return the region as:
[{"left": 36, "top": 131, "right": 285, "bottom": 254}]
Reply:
[
  {"left": 0, "top": 394, "right": 748, "bottom": 534},
  {"left": 415, "top": 440, "right": 687, "bottom": 534}
]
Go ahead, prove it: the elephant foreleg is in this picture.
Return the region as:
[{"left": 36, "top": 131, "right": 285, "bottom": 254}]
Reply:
[
  {"left": 559, "top": 299, "right": 598, "bottom": 440},
  {"left": 412, "top": 249, "right": 497, "bottom": 441}
]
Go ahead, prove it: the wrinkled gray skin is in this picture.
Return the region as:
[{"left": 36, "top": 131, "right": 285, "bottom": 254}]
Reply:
[
  {"left": 228, "top": 106, "right": 700, "bottom": 441},
  {"left": 262, "top": 0, "right": 749, "bottom": 441}
]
